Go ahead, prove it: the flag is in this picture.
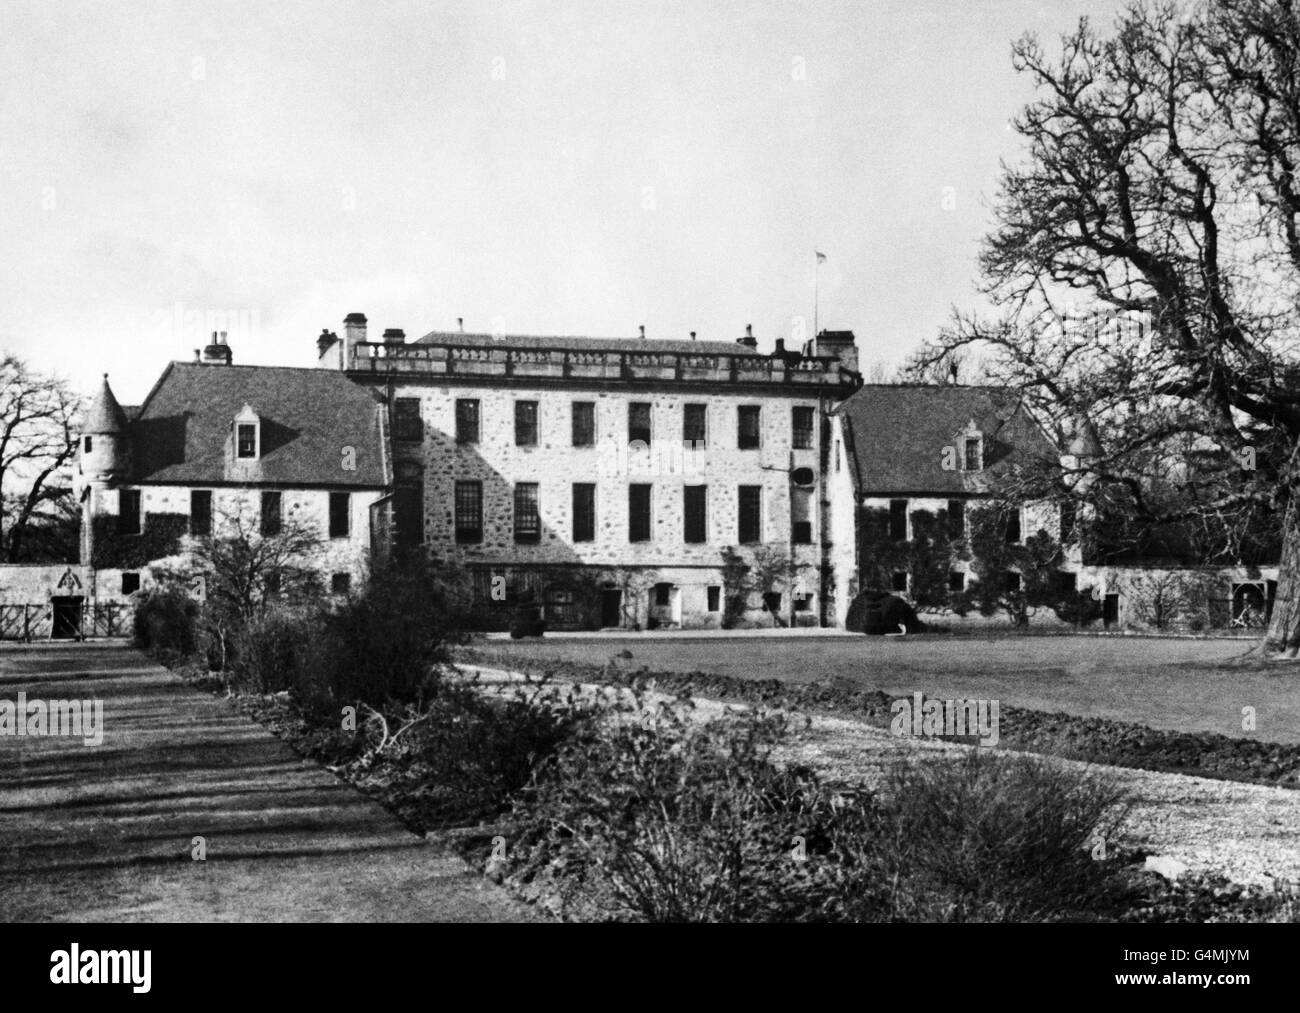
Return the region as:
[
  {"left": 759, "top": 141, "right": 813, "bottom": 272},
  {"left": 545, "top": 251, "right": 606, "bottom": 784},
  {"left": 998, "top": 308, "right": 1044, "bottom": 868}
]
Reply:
[{"left": 815, "top": 251, "right": 827, "bottom": 263}]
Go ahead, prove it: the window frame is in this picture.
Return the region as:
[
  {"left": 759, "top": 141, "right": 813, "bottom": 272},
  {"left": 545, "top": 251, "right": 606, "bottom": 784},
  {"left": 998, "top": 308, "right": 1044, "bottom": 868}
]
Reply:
[
  {"left": 329, "top": 492, "right": 350, "bottom": 539},
  {"left": 737, "top": 405, "right": 761, "bottom": 450},
  {"left": 889, "top": 499, "right": 908, "bottom": 542},
  {"left": 513, "top": 482, "right": 541, "bottom": 543},
  {"left": 738, "top": 485, "right": 762, "bottom": 544},
  {"left": 629, "top": 483, "right": 653, "bottom": 543},
  {"left": 117, "top": 489, "right": 142, "bottom": 536},
  {"left": 515, "top": 400, "right": 539, "bottom": 447},
  {"left": 683, "top": 485, "right": 708, "bottom": 544},
  {"left": 260, "top": 490, "right": 282, "bottom": 537},
  {"left": 628, "top": 402, "right": 652, "bottom": 447},
  {"left": 454, "top": 480, "right": 483, "bottom": 543},
  {"left": 946, "top": 499, "right": 965, "bottom": 540},
  {"left": 572, "top": 483, "right": 596, "bottom": 542},
  {"left": 236, "top": 423, "right": 258, "bottom": 460},
  {"left": 792, "top": 406, "right": 815, "bottom": 450},
  {"left": 455, "top": 399, "right": 481, "bottom": 445},
  {"left": 572, "top": 401, "right": 596, "bottom": 448},
  {"left": 393, "top": 398, "right": 423, "bottom": 443},
  {"left": 683, "top": 403, "right": 708, "bottom": 447},
  {"left": 190, "top": 490, "right": 212, "bottom": 537}
]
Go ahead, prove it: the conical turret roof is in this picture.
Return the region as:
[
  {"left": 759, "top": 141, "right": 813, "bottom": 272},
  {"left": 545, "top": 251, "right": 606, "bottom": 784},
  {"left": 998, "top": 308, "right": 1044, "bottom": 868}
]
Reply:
[{"left": 86, "top": 374, "right": 128, "bottom": 434}]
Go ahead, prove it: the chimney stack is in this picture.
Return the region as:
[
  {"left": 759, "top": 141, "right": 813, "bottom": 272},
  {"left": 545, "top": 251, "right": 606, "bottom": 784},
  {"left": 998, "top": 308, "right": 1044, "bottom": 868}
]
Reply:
[
  {"left": 340, "top": 312, "right": 367, "bottom": 370},
  {"left": 737, "top": 323, "right": 757, "bottom": 349},
  {"left": 382, "top": 328, "right": 405, "bottom": 345},
  {"left": 201, "top": 330, "right": 232, "bottom": 365}
]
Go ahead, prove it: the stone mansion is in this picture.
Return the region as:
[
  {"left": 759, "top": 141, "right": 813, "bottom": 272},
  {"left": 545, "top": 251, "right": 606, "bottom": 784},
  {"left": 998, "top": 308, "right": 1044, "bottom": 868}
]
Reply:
[{"left": 10, "top": 311, "right": 1265, "bottom": 637}]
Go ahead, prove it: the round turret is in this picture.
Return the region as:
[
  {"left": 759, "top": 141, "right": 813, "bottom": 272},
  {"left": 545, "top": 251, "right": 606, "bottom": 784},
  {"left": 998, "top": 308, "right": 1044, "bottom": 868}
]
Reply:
[{"left": 80, "top": 374, "right": 129, "bottom": 484}]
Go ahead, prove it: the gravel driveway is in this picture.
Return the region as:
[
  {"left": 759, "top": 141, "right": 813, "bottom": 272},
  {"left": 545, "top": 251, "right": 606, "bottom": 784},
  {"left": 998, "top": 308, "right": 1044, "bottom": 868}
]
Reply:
[{"left": 0, "top": 643, "right": 534, "bottom": 922}]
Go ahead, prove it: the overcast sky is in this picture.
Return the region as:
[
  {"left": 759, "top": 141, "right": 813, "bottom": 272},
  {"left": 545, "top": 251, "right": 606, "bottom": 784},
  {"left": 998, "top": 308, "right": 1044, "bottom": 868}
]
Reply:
[{"left": 1, "top": 0, "right": 1124, "bottom": 404}]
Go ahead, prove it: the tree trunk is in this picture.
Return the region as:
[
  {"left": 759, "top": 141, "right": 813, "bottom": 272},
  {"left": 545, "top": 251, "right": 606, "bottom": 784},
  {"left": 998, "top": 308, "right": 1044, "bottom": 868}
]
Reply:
[{"left": 1263, "top": 493, "right": 1300, "bottom": 656}]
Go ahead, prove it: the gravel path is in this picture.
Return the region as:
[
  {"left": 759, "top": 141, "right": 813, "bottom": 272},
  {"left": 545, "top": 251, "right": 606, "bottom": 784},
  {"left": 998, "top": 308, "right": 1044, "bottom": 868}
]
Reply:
[{"left": 0, "top": 645, "right": 535, "bottom": 922}]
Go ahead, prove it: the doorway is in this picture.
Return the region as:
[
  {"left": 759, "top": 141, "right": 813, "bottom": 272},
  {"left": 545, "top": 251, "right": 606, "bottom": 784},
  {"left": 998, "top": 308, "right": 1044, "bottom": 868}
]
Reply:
[
  {"left": 600, "top": 588, "right": 623, "bottom": 628},
  {"left": 1102, "top": 593, "right": 1120, "bottom": 630},
  {"left": 51, "top": 596, "right": 84, "bottom": 640}
]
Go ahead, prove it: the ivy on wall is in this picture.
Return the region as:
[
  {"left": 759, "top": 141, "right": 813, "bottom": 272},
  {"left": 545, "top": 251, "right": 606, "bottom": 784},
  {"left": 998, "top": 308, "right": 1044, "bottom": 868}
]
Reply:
[
  {"left": 859, "top": 508, "right": 955, "bottom": 607},
  {"left": 90, "top": 513, "right": 190, "bottom": 570},
  {"left": 858, "top": 502, "right": 1096, "bottom": 625}
]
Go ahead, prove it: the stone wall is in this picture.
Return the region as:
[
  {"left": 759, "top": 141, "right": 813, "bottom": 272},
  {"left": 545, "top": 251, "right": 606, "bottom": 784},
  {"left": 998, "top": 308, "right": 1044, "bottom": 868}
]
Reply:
[
  {"left": 395, "top": 381, "right": 827, "bottom": 626},
  {"left": 82, "top": 482, "right": 382, "bottom": 597}
]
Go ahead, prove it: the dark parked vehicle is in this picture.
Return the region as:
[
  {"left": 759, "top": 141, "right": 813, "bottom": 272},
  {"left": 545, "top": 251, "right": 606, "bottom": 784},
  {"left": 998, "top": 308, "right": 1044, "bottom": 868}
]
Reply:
[{"left": 845, "top": 589, "right": 926, "bottom": 635}]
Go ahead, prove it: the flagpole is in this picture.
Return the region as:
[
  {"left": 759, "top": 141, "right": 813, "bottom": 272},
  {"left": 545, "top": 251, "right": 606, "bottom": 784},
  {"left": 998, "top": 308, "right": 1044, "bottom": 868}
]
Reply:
[{"left": 814, "top": 253, "right": 820, "bottom": 340}]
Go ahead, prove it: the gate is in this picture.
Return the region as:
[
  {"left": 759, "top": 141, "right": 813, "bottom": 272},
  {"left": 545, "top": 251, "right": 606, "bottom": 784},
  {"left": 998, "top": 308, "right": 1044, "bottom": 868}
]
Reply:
[{"left": 0, "top": 602, "right": 131, "bottom": 641}]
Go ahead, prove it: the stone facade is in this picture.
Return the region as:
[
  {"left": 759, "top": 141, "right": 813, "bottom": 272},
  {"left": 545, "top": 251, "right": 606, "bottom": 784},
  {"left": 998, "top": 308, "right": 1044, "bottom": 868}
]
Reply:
[{"left": 342, "top": 324, "right": 858, "bottom": 628}]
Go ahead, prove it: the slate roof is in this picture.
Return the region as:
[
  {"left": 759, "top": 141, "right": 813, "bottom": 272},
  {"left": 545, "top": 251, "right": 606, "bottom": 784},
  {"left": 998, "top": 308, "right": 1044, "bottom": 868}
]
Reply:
[
  {"left": 415, "top": 330, "right": 764, "bottom": 358},
  {"left": 834, "top": 385, "right": 1060, "bottom": 496},
  {"left": 126, "top": 363, "right": 388, "bottom": 487}
]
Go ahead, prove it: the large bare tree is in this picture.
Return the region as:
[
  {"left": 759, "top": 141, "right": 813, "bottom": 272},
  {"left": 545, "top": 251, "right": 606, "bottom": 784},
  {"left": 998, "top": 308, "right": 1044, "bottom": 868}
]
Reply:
[
  {"left": 912, "top": 0, "right": 1300, "bottom": 655},
  {"left": 0, "top": 352, "right": 81, "bottom": 563}
]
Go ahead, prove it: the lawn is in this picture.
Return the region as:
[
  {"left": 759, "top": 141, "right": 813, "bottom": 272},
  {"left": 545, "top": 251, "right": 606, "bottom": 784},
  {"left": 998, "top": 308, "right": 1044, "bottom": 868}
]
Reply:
[{"left": 470, "top": 634, "right": 1300, "bottom": 745}]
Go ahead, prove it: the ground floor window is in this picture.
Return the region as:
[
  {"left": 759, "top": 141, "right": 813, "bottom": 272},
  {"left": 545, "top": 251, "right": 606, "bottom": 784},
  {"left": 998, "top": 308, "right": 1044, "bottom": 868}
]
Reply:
[{"left": 707, "top": 585, "right": 721, "bottom": 612}]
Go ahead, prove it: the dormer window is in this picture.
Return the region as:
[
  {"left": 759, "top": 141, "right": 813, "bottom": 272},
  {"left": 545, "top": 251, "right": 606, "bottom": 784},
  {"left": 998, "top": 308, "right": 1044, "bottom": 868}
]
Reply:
[
  {"left": 237, "top": 425, "right": 257, "bottom": 458},
  {"left": 958, "top": 421, "right": 983, "bottom": 472},
  {"left": 233, "top": 405, "right": 260, "bottom": 460}
]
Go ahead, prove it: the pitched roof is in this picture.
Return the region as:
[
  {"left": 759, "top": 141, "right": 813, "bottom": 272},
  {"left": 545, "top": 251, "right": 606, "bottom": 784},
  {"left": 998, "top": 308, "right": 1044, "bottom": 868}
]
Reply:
[
  {"left": 834, "top": 384, "right": 1059, "bottom": 495},
  {"left": 415, "top": 330, "right": 761, "bottom": 357},
  {"left": 127, "top": 363, "right": 387, "bottom": 487}
]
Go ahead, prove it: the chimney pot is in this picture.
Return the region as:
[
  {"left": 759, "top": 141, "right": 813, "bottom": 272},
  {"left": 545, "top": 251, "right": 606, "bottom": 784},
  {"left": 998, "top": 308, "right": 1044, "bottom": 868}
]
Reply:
[
  {"left": 746, "top": 324, "right": 752, "bottom": 337},
  {"left": 639, "top": 325, "right": 646, "bottom": 339},
  {"left": 194, "top": 349, "right": 201, "bottom": 362},
  {"left": 690, "top": 331, "right": 696, "bottom": 340},
  {"left": 457, "top": 317, "right": 464, "bottom": 332}
]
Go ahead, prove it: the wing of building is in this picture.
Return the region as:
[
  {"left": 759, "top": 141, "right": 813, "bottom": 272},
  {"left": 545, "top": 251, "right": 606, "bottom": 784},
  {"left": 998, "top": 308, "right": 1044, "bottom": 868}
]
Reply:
[
  {"left": 825, "top": 383, "right": 1073, "bottom": 627},
  {"left": 74, "top": 340, "right": 390, "bottom": 611}
]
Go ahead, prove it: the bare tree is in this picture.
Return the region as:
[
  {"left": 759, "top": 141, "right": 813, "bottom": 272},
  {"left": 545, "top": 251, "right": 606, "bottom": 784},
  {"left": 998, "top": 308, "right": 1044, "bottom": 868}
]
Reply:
[
  {"left": 151, "top": 507, "right": 325, "bottom": 668},
  {"left": 910, "top": 1, "right": 1300, "bottom": 655},
  {"left": 0, "top": 352, "right": 81, "bottom": 562}
]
